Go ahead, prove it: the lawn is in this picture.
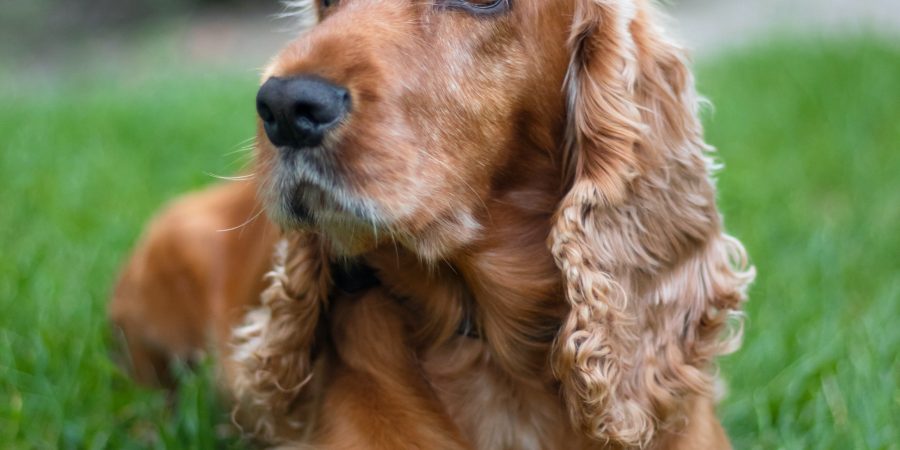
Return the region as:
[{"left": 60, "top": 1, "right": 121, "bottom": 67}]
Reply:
[{"left": 1, "top": 36, "right": 898, "bottom": 449}]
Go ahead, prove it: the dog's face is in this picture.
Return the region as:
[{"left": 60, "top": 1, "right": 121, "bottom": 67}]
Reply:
[{"left": 256, "top": 0, "right": 572, "bottom": 256}]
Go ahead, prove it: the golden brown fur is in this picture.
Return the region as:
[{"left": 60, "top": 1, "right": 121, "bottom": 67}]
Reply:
[
  {"left": 110, "top": 181, "right": 278, "bottom": 386},
  {"left": 112, "top": 0, "right": 754, "bottom": 448}
]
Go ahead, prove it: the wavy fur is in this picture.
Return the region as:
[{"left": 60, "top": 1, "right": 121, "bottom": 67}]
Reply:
[
  {"left": 551, "top": 1, "right": 754, "bottom": 447},
  {"left": 230, "top": 232, "right": 330, "bottom": 441}
]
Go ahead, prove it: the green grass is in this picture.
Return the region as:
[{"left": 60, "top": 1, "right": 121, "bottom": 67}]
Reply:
[
  {"left": 1, "top": 37, "right": 898, "bottom": 449},
  {"left": 701, "top": 38, "right": 900, "bottom": 449},
  {"left": 0, "top": 71, "right": 257, "bottom": 449}
]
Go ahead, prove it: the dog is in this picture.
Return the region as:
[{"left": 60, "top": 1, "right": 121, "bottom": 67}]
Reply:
[{"left": 111, "top": 0, "right": 754, "bottom": 448}]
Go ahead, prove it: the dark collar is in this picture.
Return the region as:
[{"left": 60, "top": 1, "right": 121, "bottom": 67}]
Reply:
[
  {"left": 328, "top": 260, "right": 481, "bottom": 340},
  {"left": 329, "top": 260, "right": 381, "bottom": 295}
]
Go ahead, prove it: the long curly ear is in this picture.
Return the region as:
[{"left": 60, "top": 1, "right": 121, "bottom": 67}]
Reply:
[
  {"left": 550, "top": 1, "right": 754, "bottom": 446},
  {"left": 230, "top": 231, "right": 330, "bottom": 440}
]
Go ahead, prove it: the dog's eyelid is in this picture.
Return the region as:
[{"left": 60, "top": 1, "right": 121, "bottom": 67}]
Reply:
[{"left": 442, "top": 0, "right": 511, "bottom": 16}]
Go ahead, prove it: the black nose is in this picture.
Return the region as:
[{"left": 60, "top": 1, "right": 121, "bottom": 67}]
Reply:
[{"left": 256, "top": 76, "right": 350, "bottom": 149}]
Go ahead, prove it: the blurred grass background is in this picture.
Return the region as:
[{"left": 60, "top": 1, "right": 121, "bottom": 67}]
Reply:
[{"left": 1, "top": 1, "right": 899, "bottom": 448}]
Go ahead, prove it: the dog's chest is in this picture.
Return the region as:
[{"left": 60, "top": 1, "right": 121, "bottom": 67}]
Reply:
[
  {"left": 422, "top": 338, "right": 587, "bottom": 450},
  {"left": 366, "top": 243, "right": 577, "bottom": 447}
]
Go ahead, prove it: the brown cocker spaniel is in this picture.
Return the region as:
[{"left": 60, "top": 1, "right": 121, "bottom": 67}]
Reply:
[{"left": 110, "top": 0, "right": 755, "bottom": 448}]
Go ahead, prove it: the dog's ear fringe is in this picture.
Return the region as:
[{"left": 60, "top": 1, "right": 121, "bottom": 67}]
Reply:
[
  {"left": 230, "top": 231, "right": 330, "bottom": 441},
  {"left": 552, "top": 1, "right": 648, "bottom": 444},
  {"left": 551, "top": 1, "right": 754, "bottom": 447}
]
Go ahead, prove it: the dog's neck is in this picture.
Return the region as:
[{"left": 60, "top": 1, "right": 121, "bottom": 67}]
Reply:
[
  {"left": 328, "top": 258, "right": 481, "bottom": 339},
  {"left": 356, "top": 137, "right": 567, "bottom": 381}
]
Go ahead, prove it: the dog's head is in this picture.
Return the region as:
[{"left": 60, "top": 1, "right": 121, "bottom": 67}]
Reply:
[
  {"left": 256, "top": 0, "right": 577, "bottom": 256},
  {"left": 253, "top": 0, "right": 753, "bottom": 446}
]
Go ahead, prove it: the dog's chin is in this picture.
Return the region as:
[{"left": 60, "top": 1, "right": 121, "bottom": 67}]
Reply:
[
  {"left": 263, "top": 181, "right": 318, "bottom": 230},
  {"left": 267, "top": 183, "right": 384, "bottom": 256}
]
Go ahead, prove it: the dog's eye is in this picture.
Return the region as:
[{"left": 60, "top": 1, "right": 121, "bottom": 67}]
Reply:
[
  {"left": 321, "top": 0, "right": 337, "bottom": 9},
  {"left": 446, "top": 0, "right": 510, "bottom": 15}
]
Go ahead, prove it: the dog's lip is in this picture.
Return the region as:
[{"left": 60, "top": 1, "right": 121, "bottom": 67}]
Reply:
[
  {"left": 288, "top": 181, "right": 326, "bottom": 211},
  {"left": 288, "top": 187, "right": 314, "bottom": 223},
  {"left": 284, "top": 180, "right": 350, "bottom": 223},
  {"left": 274, "top": 143, "right": 326, "bottom": 160}
]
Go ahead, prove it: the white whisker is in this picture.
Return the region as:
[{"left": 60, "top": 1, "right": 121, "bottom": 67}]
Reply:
[
  {"left": 205, "top": 172, "right": 256, "bottom": 182},
  {"left": 218, "top": 208, "right": 266, "bottom": 233}
]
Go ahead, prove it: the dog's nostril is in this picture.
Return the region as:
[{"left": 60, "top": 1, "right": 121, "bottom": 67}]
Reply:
[
  {"left": 256, "top": 75, "right": 351, "bottom": 150},
  {"left": 257, "top": 100, "right": 275, "bottom": 124},
  {"left": 338, "top": 88, "right": 350, "bottom": 108},
  {"left": 296, "top": 95, "right": 347, "bottom": 128},
  {"left": 295, "top": 102, "right": 327, "bottom": 127}
]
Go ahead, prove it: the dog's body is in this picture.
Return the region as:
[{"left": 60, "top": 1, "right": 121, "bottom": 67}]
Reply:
[
  {"left": 110, "top": 181, "right": 278, "bottom": 386},
  {"left": 113, "top": 180, "right": 733, "bottom": 450},
  {"left": 111, "top": 0, "right": 754, "bottom": 448}
]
